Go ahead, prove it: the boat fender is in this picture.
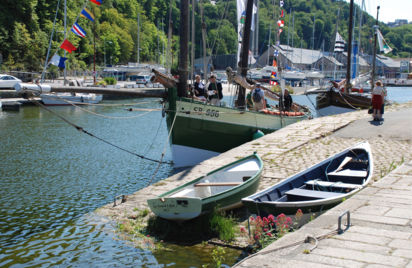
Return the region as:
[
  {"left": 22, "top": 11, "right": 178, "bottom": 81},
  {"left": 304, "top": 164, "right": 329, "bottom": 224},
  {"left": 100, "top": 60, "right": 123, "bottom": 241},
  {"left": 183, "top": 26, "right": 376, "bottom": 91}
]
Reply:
[{"left": 253, "top": 130, "right": 264, "bottom": 140}]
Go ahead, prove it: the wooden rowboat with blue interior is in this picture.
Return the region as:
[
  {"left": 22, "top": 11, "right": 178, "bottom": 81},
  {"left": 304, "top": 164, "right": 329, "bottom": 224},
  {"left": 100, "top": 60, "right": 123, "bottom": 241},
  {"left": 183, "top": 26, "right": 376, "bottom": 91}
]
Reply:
[
  {"left": 147, "top": 153, "right": 263, "bottom": 221},
  {"left": 242, "top": 142, "right": 372, "bottom": 215}
]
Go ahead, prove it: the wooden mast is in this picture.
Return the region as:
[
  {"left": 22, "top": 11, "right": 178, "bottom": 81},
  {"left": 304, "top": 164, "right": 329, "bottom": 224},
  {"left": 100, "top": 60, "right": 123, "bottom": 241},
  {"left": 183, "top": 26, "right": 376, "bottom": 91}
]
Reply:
[
  {"left": 344, "top": 0, "right": 354, "bottom": 93},
  {"left": 178, "top": 0, "right": 189, "bottom": 97},
  {"left": 237, "top": 0, "right": 254, "bottom": 109},
  {"left": 371, "top": 6, "right": 380, "bottom": 91}
]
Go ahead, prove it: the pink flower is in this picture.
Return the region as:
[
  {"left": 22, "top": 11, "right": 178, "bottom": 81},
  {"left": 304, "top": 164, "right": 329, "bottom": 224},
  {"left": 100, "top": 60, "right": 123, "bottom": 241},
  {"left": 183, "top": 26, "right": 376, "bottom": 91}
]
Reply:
[
  {"left": 266, "top": 232, "right": 272, "bottom": 237},
  {"left": 240, "top": 227, "right": 246, "bottom": 233},
  {"left": 268, "top": 214, "right": 275, "bottom": 222},
  {"left": 250, "top": 216, "right": 255, "bottom": 221},
  {"left": 263, "top": 228, "right": 268, "bottom": 232}
]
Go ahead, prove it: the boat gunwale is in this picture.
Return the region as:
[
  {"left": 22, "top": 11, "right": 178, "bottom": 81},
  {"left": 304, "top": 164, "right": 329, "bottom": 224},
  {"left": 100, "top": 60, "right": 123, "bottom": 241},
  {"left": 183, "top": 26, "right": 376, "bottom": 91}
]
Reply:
[
  {"left": 242, "top": 141, "right": 373, "bottom": 208},
  {"left": 176, "top": 97, "right": 310, "bottom": 119},
  {"left": 153, "top": 153, "right": 263, "bottom": 201}
]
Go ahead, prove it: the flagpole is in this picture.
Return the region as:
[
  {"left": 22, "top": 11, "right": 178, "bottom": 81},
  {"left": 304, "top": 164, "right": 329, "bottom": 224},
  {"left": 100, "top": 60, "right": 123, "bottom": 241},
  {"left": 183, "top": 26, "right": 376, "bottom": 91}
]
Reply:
[
  {"left": 41, "top": 0, "right": 61, "bottom": 83},
  {"left": 64, "top": 0, "right": 67, "bottom": 85},
  {"left": 371, "top": 6, "right": 380, "bottom": 92}
]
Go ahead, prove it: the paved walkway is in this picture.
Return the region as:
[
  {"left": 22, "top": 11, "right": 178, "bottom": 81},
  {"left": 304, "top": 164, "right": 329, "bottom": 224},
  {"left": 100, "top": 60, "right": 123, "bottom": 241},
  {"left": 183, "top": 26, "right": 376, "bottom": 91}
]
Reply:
[{"left": 234, "top": 160, "right": 412, "bottom": 267}]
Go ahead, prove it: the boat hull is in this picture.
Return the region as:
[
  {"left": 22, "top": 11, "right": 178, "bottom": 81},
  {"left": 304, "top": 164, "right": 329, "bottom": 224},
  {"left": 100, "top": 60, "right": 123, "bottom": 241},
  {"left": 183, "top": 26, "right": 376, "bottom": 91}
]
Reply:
[
  {"left": 147, "top": 154, "right": 263, "bottom": 221},
  {"left": 316, "top": 90, "right": 371, "bottom": 110},
  {"left": 242, "top": 142, "right": 373, "bottom": 216},
  {"left": 167, "top": 98, "right": 309, "bottom": 167},
  {"left": 41, "top": 93, "right": 103, "bottom": 105}
]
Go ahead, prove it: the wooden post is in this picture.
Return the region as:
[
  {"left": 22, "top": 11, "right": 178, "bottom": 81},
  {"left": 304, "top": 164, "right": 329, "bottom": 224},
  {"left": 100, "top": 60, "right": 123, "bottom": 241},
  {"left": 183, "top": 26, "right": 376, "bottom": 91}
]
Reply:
[
  {"left": 238, "top": 0, "right": 254, "bottom": 109},
  {"left": 178, "top": 0, "right": 189, "bottom": 97},
  {"left": 371, "top": 6, "right": 380, "bottom": 91}
]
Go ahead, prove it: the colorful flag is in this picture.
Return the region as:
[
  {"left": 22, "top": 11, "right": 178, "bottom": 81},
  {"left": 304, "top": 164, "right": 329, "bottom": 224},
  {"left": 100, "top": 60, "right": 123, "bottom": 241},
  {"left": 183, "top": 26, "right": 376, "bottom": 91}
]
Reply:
[
  {"left": 273, "top": 50, "right": 279, "bottom": 57},
  {"left": 281, "top": 10, "right": 284, "bottom": 18},
  {"left": 280, "top": 0, "right": 284, "bottom": 7},
  {"left": 272, "top": 60, "right": 277, "bottom": 67},
  {"left": 71, "top": 23, "right": 86, "bottom": 38},
  {"left": 277, "top": 20, "right": 284, "bottom": 27},
  {"left": 377, "top": 29, "right": 393, "bottom": 54},
  {"left": 334, "top": 32, "right": 345, "bottom": 52},
  {"left": 81, "top": 8, "right": 95, "bottom": 22},
  {"left": 89, "top": 0, "right": 102, "bottom": 5},
  {"left": 49, "top": 54, "right": 68, "bottom": 69},
  {"left": 60, "top": 39, "right": 77, "bottom": 53}
]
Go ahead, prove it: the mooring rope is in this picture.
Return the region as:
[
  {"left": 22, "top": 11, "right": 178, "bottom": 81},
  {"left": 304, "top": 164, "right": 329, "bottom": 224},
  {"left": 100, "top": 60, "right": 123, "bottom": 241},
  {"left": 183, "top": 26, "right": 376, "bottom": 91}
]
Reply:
[
  {"left": 29, "top": 98, "right": 172, "bottom": 165},
  {"left": 145, "top": 111, "right": 178, "bottom": 187}
]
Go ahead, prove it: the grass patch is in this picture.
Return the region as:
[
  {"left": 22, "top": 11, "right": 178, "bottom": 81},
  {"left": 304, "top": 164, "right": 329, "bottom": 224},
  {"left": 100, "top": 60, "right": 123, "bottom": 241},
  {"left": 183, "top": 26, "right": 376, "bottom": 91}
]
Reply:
[{"left": 146, "top": 208, "right": 237, "bottom": 243}]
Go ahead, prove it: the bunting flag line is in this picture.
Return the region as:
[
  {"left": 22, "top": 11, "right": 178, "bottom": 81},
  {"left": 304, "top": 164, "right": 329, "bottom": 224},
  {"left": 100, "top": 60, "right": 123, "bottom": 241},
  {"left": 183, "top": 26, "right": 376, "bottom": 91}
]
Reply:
[
  {"left": 89, "top": 0, "right": 102, "bottom": 5},
  {"left": 272, "top": 59, "right": 277, "bottom": 67},
  {"left": 81, "top": 8, "right": 95, "bottom": 22},
  {"left": 377, "top": 29, "right": 393, "bottom": 54},
  {"left": 280, "top": 0, "right": 284, "bottom": 7},
  {"left": 334, "top": 32, "right": 345, "bottom": 52},
  {"left": 60, "top": 39, "right": 77, "bottom": 53},
  {"left": 281, "top": 10, "right": 284, "bottom": 18},
  {"left": 71, "top": 23, "right": 86, "bottom": 38},
  {"left": 49, "top": 54, "right": 68, "bottom": 69},
  {"left": 273, "top": 50, "right": 279, "bottom": 57},
  {"left": 277, "top": 20, "right": 284, "bottom": 27}
]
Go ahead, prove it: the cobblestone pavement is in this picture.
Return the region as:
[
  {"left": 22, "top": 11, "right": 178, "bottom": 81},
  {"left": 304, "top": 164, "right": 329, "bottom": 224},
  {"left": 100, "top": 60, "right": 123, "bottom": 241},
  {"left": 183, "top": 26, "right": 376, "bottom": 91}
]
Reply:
[
  {"left": 234, "top": 160, "right": 412, "bottom": 268},
  {"left": 96, "top": 101, "right": 412, "bottom": 243}
]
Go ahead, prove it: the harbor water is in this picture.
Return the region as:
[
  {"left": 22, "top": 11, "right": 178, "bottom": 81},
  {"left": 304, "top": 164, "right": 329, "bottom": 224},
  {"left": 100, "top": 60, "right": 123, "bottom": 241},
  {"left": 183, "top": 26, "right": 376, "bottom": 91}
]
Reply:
[{"left": 1, "top": 86, "right": 412, "bottom": 267}]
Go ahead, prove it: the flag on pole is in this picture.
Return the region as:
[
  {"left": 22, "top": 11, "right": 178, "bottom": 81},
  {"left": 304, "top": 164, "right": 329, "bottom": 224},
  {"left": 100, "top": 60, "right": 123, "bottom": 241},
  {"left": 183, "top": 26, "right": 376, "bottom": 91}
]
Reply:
[
  {"left": 81, "top": 8, "right": 95, "bottom": 22},
  {"left": 71, "top": 23, "right": 86, "bottom": 38},
  {"left": 280, "top": 0, "right": 284, "bottom": 7},
  {"left": 281, "top": 10, "right": 284, "bottom": 18},
  {"left": 277, "top": 20, "right": 284, "bottom": 27},
  {"left": 377, "top": 29, "right": 393, "bottom": 54},
  {"left": 49, "top": 54, "right": 68, "bottom": 69},
  {"left": 89, "top": 0, "right": 102, "bottom": 5},
  {"left": 334, "top": 32, "right": 345, "bottom": 52},
  {"left": 60, "top": 39, "right": 77, "bottom": 53},
  {"left": 273, "top": 50, "right": 279, "bottom": 57}
]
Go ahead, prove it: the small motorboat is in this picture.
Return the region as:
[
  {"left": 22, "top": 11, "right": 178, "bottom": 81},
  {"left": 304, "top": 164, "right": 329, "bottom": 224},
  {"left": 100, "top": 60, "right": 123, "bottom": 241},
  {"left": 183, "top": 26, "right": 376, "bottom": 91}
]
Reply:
[
  {"left": 147, "top": 153, "right": 263, "bottom": 221},
  {"left": 242, "top": 142, "right": 372, "bottom": 215},
  {"left": 40, "top": 93, "right": 103, "bottom": 105}
]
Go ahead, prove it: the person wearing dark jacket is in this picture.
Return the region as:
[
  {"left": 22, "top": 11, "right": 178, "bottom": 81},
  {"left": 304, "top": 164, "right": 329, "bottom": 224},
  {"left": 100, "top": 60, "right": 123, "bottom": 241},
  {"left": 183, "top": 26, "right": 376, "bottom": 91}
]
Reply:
[
  {"left": 279, "top": 89, "right": 293, "bottom": 111},
  {"left": 206, "top": 75, "right": 223, "bottom": 106}
]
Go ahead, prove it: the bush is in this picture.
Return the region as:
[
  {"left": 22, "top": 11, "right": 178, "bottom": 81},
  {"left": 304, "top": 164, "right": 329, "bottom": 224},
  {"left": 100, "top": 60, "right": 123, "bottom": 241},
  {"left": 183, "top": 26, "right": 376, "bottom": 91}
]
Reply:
[{"left": 104, "top": 77, "right": 117, "bottom": 85}]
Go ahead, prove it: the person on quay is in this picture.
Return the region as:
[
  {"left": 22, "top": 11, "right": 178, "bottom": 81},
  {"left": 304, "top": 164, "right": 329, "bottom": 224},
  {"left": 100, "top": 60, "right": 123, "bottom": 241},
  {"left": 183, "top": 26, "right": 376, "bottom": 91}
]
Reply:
[
  {"left": 193, "top": 75, "right": 206, "bottom": 101},
  {"left": 371, "top": 80, "right": 385, "bottom": 121},
  {"left": 251, "top": 83, "right": 266, "bottom": 111},
  {"left": 206, "top": 74, "right": 223, "bottom": 106},
  {"left": 381, "top": 83, "right": 387, "bottom": 120}
]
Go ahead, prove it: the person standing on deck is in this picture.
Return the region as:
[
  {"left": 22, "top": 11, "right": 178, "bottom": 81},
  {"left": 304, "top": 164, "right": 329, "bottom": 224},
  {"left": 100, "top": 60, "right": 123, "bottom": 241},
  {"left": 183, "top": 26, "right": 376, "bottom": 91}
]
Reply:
[
  {"left": 281, "top": 89, "right": 293, "bottom": 111},
  {"left": 251, "top": 83, "right": 266, "bottom": 111},
  {"left": 206, "top": 75, "right": 223, "bottom": 106},
  {"left": 193, "top": 75, "right": 206, "bottom": 101}
]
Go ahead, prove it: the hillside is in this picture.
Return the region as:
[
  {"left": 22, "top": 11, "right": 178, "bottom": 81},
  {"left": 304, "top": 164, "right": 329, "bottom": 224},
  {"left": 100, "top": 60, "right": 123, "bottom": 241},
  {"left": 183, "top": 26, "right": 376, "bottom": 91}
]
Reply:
[{"left": 0, "top": 0, "right": 410, "bottom": 73}]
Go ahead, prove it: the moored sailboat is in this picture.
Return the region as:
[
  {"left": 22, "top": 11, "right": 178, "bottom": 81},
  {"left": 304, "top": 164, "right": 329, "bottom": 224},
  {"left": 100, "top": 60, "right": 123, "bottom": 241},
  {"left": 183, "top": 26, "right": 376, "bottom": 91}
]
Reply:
[{"left": 153, "top": 0, "right": 311, "bottom": 168}]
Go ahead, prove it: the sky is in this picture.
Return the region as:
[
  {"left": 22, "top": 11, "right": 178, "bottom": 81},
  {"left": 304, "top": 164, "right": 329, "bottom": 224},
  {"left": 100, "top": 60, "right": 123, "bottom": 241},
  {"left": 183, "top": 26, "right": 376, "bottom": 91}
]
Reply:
[{"left": 346, "top": 0, "right": 412, "bottom": 23}]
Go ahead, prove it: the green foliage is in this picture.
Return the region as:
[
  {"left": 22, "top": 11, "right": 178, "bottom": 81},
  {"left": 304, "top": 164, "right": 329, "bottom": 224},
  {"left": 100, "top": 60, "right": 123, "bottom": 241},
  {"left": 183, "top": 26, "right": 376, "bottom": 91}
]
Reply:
[
  {"left": 209, "top": 209, "right": 237, "bottom": 241},
  {"left": 211, "top": 247, "right": 226, "bottom": 268},
  {"left": 104, "top": 77, "right": 117, "bottom": 85},
  {"left": 0, "top": 0, "right": 410, "bottom": 72}
]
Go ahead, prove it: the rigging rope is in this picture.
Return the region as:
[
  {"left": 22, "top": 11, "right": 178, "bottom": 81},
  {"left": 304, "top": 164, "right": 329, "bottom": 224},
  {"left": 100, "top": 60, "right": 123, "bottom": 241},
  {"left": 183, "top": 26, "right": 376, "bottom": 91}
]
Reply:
[
  {"left": 29, "top": 98, "right": 173, "bottom": 165},
  {"left": 146, "top": 111, "right": 178, "bottom": 187}
]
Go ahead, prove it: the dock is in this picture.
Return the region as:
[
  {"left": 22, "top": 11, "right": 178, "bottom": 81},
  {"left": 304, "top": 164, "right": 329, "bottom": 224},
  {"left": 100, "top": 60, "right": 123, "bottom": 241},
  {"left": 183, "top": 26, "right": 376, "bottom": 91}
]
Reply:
[
  {"left": 235, "top": 160, "right": 412, "bottom": 267},
  {"left": 96, "top": 101, "right": 412, "bottom": 225}
]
